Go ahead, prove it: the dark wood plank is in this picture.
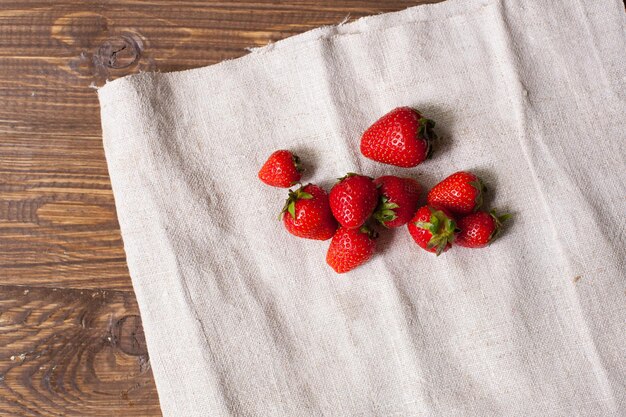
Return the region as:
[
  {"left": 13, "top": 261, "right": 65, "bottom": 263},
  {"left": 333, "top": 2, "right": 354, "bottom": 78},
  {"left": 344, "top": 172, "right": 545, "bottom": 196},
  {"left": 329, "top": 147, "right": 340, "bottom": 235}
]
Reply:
[
  {"left": 0, "top": 285, "right": 160, "bottom": 416},
  {"left": 0, "top": 0, "right": 433, "bottom": 290},
  {"left": 0, "top": 1, "right": 436, "bottom": 415}
]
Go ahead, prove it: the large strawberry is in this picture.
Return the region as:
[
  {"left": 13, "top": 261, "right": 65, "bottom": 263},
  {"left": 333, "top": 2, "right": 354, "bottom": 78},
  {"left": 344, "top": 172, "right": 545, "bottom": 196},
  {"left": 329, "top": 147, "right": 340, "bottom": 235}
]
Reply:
[
  {"left": 329, "top": 173, "right": 378, "bottom": 229},
  {"left": 326, "top": 226, "right": 377, "bottom": 273},
  {"left": 281, "top": 184, "right": 337, "bottom": 240},
  {"left": 258, "top": 150, "right": 303, "bottom": 187},
  {"left": 372, "top": 176, "right": 421, "bottom": 228},
  {"left": 407, "top": 205, "right": 456, "bottom": 255},
  {"left": 427, "top": 171, "right": 484, "bottom": 216},
  {"left": 360, "top": 107, "right": 437, "bottom": 168},
  {"left": 455, "top": 210, "right": 510, "bottom": 248}
]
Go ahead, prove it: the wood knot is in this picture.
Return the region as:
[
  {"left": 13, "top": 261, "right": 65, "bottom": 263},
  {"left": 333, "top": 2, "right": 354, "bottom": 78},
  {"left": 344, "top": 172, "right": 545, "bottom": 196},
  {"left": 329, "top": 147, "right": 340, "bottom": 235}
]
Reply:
[
  {"left": 112, "top": 315, "right": 148, "bottom": 356},
  {"left": 96, "top": 33, "right": 142, "bottom": 69}
]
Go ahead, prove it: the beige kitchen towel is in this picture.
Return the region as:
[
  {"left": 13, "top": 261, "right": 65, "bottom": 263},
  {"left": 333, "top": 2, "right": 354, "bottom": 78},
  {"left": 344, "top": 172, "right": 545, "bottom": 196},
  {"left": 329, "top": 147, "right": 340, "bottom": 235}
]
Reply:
[{"left": 98, "top": 0, "right": 626, "bottom": 415}]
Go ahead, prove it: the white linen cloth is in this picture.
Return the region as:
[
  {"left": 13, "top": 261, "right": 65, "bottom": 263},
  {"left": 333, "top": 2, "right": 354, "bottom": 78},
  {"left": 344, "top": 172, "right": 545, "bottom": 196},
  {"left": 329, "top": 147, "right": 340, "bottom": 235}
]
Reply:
[{"left": 98, "top": 0, "right": 626, "bottom": 415}]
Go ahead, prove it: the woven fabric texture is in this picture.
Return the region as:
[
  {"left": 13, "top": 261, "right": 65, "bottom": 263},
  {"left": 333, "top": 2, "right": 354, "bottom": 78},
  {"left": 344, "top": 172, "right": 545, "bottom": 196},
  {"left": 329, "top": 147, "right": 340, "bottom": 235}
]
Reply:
[{"left": 98, "top": 0, "right": 626, "bottom": 415}]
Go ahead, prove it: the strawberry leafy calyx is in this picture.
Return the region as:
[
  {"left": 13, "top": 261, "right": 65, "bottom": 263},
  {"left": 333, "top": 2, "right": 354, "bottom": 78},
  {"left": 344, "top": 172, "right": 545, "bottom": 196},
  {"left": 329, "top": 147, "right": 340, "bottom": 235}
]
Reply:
[
  {"left": 415, "top": 208, "right": 456, "bottom": 256},
  {"left": 336, "top": 172, "right": 372, "bottom": 183},
  {"left": 417, "top": 116, "right": 437, "bottom": 159},
  {"left": 470, "top": 178, "right": 486, "bottom": 211},
  {"left": 359, "top": 225, "right": 379, "bottom": 240},
  {"left": 279, "top": 184, "right": 313, "bottom": 220},
  {"left": 373, "top": 196, "right": 400, "bottom": 226},
  {"left": 292, "top": 153, "right": 304, "bottom": 174},
  {"left": 488, "top": 209, "right": 511, "bottom": 241},
  {"left": 336, "top": 172, "right": 357, "bottom": 183}
]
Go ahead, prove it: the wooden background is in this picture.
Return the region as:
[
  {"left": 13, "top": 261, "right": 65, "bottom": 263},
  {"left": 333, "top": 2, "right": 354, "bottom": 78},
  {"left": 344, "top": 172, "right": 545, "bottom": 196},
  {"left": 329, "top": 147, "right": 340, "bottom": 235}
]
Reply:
[{"left": 0, "top": 0, "right": 440, "bottom": 415}]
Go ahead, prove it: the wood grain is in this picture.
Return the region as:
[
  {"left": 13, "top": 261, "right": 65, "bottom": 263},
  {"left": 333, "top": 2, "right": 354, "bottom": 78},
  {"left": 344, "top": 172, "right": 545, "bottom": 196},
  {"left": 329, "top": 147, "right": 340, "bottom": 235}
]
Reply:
[
  {"left": 0, "top": 285, "right": 159, "bottom": 416},
  {"left": 0, "top": 0, "right": 434, "bottom": 415},
  {"left": 0, "top": 0, "right": 434, "bottom": 290}
]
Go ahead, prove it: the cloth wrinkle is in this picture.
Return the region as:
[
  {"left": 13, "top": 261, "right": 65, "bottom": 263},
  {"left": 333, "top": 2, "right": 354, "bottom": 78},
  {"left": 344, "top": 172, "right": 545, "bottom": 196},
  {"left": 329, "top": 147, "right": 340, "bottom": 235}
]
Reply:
[{"left": 97, "top": 1, "right": 626, "bottom": 415}]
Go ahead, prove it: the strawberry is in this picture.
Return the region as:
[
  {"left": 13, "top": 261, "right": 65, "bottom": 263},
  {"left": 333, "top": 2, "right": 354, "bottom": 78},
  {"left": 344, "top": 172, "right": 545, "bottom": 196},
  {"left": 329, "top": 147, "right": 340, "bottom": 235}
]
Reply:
[
  {"left": 329, "top": 173, "right": 378, "bottom": 229},
  {"left": 427, "top": 171, "right": 484, "bottom": 216},
  {"left": 455, "top": 210, "right": 510, "bottom": 248},
  {"left": 326, "top": 226, "right": 377, "bottom": 273},
  {"left": 258, "top": 150, "right": 303, "bottom": 187},
  {"left": 372, "top": 176, "right": 422, "bottom": 228},
  {"left": 360, "top": 107, "right": 437, "bottom": 168},
  {"left": 281, "top": 184, "right": 337, "bottom": 240},
  {"left": 407, "top": 205, "right": 456, "bottom": 255}
]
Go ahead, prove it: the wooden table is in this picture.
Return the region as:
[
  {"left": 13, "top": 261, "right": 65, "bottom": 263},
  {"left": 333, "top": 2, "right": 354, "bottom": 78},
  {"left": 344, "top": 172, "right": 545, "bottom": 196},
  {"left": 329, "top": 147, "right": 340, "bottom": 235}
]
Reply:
[{"left": 0, "top": 1, "right": 435, "bottom": 415}]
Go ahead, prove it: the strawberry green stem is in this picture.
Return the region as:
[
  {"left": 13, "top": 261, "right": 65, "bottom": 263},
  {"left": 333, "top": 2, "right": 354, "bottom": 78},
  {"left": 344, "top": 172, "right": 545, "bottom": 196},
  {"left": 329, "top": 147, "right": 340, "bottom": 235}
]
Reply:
[
  {"left": 359, "top": 225, "right": 379, "bottom": 239},
  {"left": 488, "top": 209, "right": 511, "bottom": 241},
  {"left": 415, "top": 208, "right": 456, "bottom": 256},
  {"left": 279, "top": 184, "right": 313, "bottom": 220},
  {"left": 418, "top": 117, "right": 437, "bottom": 159},
  {"left": 373, "top": 196, "right": 400, "bottom": 227},
  {"left": 470, "top": 178, "right": 486, "bottom": 211},
  {"left": 292, "top": 154, "right": 304, "bottom": 173}
]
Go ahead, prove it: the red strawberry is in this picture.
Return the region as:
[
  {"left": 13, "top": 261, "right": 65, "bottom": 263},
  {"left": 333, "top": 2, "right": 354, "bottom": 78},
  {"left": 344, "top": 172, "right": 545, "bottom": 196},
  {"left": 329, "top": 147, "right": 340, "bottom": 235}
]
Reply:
[
  {"left": 329, "top": 173, "right": 378, "bottom": 229},
  {"left": 258, "top": 150, "right": 303, "bottom": 187},
  {"left": 455, "top": 210, "right": 510, "bottom": 248},
  {"left": 407, "top": 205, "right": 456, "bottom": 255},
  {"left": 360, "top": 107, "right": 437, "bottom": 168},
  {"left": 427, "top": 171, "right": 484, "bottom": 216},
  {"left": 373, "top": 176, "right": 422, "bottom": 228},
  {"left": 326, "top": 226, "right": 377, "bottom": 273},
  {"left": 282, "top": 184, "right": 337, "bottom": 240}
]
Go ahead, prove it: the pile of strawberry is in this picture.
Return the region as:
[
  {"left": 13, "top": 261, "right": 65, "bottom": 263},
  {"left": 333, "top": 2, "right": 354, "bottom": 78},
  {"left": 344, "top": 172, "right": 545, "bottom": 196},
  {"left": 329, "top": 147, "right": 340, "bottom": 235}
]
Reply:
[{"left": 258, "top": 107, "right": 509, "bottom": 273}]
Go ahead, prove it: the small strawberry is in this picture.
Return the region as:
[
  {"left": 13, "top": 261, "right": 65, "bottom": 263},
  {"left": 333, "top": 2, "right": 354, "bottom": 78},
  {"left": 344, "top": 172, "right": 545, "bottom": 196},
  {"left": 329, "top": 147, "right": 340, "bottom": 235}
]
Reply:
[
  {"left": 281, "top": 184, "right": 337, "bottom": 240},
  {"left": 427, "top": 171, "right": 484, "bottom": 216},
  {"left": 360, "top": 107, "right": 437, "bottom": 168},
  {"left": 455, "top": 210, "right": 511, "bottom": 248},
  {"left": 329, "top": 173, "right": 378, "bottom": 229},
  {"left": 407, "top": 205, "right": 456, "bottom": 255},
  {"left": 373, "top": 176, "right": 422, "bottom": 228},
  {"left": 258, "top": 150, "right": 303, "bottom": 187},
  {"left": 326, "top": 226, "right": 377, "bottom": 273}
]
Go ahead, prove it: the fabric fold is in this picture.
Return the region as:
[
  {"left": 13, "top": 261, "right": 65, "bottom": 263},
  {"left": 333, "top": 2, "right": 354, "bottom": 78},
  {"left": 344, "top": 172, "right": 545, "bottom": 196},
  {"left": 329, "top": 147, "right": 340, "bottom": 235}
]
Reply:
[{"left": 98, "top": 0, "right": 626, "bottom": 415}]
